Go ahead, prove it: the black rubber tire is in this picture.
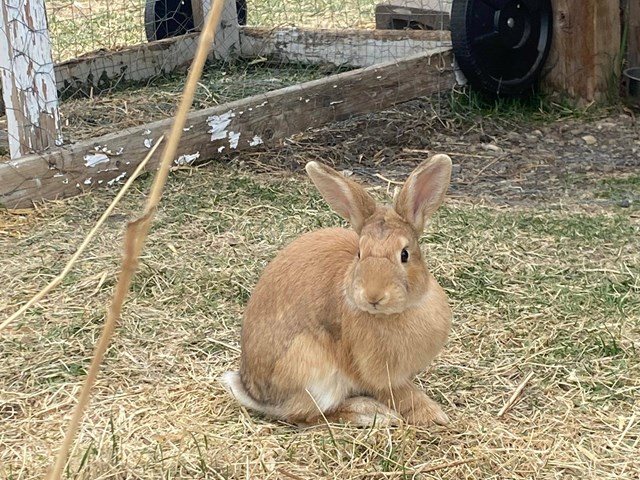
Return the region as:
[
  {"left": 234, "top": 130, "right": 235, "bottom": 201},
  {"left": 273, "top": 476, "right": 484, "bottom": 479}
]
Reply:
[
  {"left": 237, "top": 0, "right": 247, "bottom": 25},
  {"left": 450, "top": 0, "right": 553, "bottom": 97},
  {"left": 145, "top": 0, "right": 195, "bottom": 41},
  {"left": 145, "top": 0, "right": 247, "bottom": 42}
]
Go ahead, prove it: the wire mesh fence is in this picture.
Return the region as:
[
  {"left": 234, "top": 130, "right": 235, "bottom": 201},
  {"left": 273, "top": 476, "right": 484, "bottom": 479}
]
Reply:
[
  {"left": 0, "top": 0, "right": 452, "bottom": 166},
  {"left": 44, "top": 0, "right": 452, "bottom": 62},
  {"left": 47, "top": 0, "right": 147, "bottom": 62}
]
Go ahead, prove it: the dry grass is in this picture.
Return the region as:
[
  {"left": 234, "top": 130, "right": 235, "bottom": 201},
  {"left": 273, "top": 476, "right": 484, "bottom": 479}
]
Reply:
[{"left": 1, "top": 160, "right": 639, "bottom": 479}]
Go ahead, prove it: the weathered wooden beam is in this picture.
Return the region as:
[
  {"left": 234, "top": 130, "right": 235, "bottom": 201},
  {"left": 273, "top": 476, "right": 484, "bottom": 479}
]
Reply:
[
  {"left": 542, "top": 0, "right": 621, "bottom": 102},
  {"left": 49, "top": 27, "right": 449, "bottom": 96},
  {"left": 240, "top": 27, "right": 451, "bottom": 67},
  {"left": 0, "top": 0, "right": 62, "bottom": 158},
  {"left": 55, "top": 34, "right": 201, "bottom": 95},
  {"left": 0, "top": 48, "right": 453, "bottom": 208}
]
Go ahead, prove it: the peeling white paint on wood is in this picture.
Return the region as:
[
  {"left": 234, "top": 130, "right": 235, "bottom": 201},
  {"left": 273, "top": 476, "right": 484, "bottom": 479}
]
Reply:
[
  {"left": 207, "top": 110, "right": 235, "bottom": 141},
  {"left": 55, "top": 34, "right": 200, "bottom": 94},
  {"left": 228, "top": 131, "right": 240, "bottom": 149},
  {"left": 175, "top": 152, "right": 200, "bottom": 165},
  {"left": 84, "top": 153, "right": 110, "bottom": 167},
  {"left": 248, "top": 135, "right": 263, "bottom": 146},
  {"left": 0, "top": 0, "right": 62, "bottom": 158},
  {"left": 107, "top": 172, "right": 127, "bottom": 186},
  {"left": 239, "top": 28, "right": 451, "bottom": 69}
]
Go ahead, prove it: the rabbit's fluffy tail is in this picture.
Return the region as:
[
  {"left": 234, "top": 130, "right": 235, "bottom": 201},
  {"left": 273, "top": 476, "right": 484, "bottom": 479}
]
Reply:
[{"left": 220, "top": 370, "right": 284, "bottom": 418}]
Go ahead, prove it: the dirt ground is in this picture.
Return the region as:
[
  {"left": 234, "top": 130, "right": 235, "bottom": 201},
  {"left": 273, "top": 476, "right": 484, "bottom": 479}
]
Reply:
[{"left": 238, "top": 95, "right": 640, "bottom": 210}]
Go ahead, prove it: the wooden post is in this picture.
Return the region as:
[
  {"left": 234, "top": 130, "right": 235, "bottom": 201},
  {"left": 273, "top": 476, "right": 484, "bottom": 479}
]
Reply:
[
  {"left": 0, "top": 0, "right": 62, "bottom": 158},
  {"left": 543, "top": 0, "right": 621, "bottom": 102},
  {"left": 192, "top": 0, "right": 239, "bottom": 60},
  {"left": 627, "top": 0, "right": 640, "bottom": 69}
]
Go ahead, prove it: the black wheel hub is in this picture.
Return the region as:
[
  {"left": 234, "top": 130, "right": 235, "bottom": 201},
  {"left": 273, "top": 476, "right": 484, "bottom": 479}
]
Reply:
[
  {"left": 496, "top": 2, "right": 531, "bottom": 49},
  {"left": 451, "top": 0, "right": 553, "bottom": 96}
]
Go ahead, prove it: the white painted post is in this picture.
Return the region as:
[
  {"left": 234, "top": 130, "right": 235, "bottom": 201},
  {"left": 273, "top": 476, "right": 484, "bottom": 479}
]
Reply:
[
  {"left": 192, "top": 0, "right": 240, "bottom": 60},
  {"left": 0, "top": 0, "right": 62, "bottom": 159}
]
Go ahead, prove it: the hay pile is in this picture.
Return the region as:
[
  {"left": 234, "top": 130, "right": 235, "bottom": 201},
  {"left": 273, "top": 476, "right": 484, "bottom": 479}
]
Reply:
[{"left": 2, "top": 159, "right": 638, "bottom": 479}]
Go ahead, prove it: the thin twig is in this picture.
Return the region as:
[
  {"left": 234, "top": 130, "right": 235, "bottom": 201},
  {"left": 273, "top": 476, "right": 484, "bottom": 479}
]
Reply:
[
  {"left": 403, "top": 148, "right": 495, "bottom": 159},
  {"left": 279, "top": 468, "right": 307, "bottom": 480},
  {"left": 46, "top": 0, "right": 226, "bottom": 477},
  {"left": 373, "top": 173, "right": 404, "bottom": 186},
  {"left": 46, "top": 214, "right": 150, "bottom": 480},
  {"left": 497, "top": 371, "right": 534, "bottom": 418},
  {"left": 614, "top": 413, "right": 637, "bottom": 450},
  {"left": 0, "top": 136, "right": 164, "bottom": 334},
  {"left": 469, "top": 155, "right": 507, "bottom": 184}
]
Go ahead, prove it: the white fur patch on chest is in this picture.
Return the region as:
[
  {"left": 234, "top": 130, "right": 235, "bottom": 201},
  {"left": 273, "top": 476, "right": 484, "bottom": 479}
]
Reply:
[{"left": 306, "top": 370, "right": 355, "bottom": 413}]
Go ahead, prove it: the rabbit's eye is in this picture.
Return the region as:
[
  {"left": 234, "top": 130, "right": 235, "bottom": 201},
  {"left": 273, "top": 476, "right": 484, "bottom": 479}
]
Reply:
[{"left": 401, "top": 248, "right": 409, "bottom": 263}]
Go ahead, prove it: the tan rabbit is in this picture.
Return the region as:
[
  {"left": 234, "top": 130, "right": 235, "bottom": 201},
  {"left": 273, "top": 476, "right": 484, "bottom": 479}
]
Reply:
[{"left": 221, "top": 154, "right": 453, "bottom": 426}]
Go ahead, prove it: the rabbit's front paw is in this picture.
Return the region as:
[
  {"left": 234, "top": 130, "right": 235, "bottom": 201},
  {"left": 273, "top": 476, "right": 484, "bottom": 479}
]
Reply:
[{"left": 403, "top": 395, "right": 450, "bottom": 426}]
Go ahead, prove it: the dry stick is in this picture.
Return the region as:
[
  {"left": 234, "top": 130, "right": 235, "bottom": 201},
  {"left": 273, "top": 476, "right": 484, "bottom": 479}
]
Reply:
[
  {"left": 497, "top": 371, "right": 535, "bottom": 418},
  {"left": 469, "top": 154, "right": 507, "bottom": 184},
  {"left": 46, "top": 0, "right": 226, "bottom": 477},
  {"left": 0, "top": 136, "right": 164, "bottom": 334},
  {"left": 373, "top": 173, "right": 404, "bottom": 186}
]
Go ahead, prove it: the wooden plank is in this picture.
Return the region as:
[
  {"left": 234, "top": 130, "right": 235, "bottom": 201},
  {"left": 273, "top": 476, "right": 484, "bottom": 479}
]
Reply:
[
  {"left": 240, "top": 27, "right": 451, "bottom": 67},
  {"left": 0, "top": 48, "right": 454, "bottom": 208},
  {"left": 55, "top": 34, "right": 201, "bottom": 95},
  {"left": 49, "top": 26, "right": 446, "bottom": 96},
  {"left": 0, "top": 0, "right": 62, "bottom": 158},
  {"left": 542, "top": 0, "right": 621, "bottom": 102}
]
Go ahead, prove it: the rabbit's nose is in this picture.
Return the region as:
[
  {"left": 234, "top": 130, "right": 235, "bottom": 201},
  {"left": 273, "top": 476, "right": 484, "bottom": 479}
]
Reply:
[{"left": 366, "top": 291, "right": 389, "bottom": 307}]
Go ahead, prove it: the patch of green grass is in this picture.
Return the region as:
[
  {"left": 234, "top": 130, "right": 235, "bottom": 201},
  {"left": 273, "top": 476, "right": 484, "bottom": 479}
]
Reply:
[
  {"left": 596, "top": 175, "right": 640, "bottom": 203},
  {"left": 448, "top": 87, "right": 611, "bottom": 126}
]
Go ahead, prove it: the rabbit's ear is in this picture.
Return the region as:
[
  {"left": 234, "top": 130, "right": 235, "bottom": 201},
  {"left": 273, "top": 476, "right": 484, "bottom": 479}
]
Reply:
[
  {"left": 394, "top": 154, "right": 452, "bottom": 233},
  {"left": 306, "top": 162, "right": 377, "bottom": 233}
]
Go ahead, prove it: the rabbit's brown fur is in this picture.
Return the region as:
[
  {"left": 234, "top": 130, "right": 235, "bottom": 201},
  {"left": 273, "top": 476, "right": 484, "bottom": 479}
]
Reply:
[{"left": 221, "top": 155, "right": 453, "bottom": 426}]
